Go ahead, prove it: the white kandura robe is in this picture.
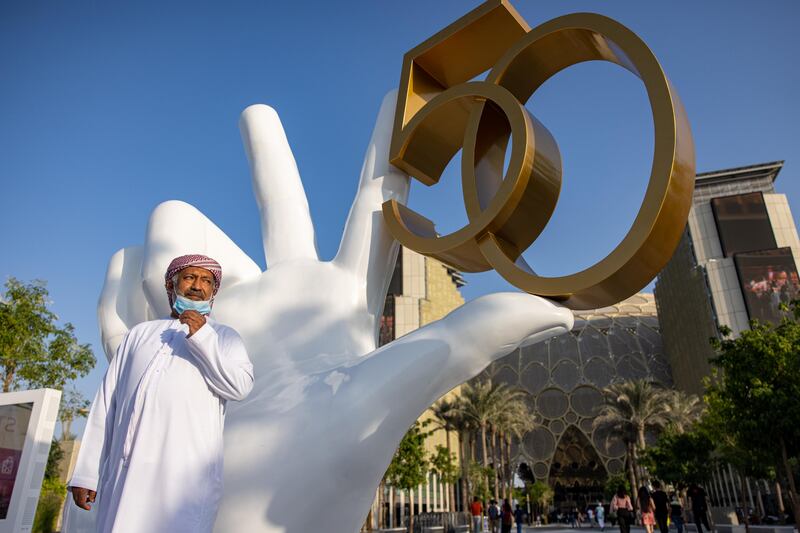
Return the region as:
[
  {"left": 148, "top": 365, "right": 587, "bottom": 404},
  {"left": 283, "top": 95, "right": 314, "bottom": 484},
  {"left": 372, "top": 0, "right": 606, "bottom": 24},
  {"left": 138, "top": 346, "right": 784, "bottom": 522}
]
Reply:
[{"left": 69, "top": 318, "right": 254, "bottom": 533}]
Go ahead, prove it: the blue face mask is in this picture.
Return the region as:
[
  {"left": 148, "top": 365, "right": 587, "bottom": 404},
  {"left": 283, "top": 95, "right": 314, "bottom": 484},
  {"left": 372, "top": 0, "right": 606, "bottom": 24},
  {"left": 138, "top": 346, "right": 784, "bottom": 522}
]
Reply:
[{"left": 172, "top": 293, "right": 212, "bottom": 316}]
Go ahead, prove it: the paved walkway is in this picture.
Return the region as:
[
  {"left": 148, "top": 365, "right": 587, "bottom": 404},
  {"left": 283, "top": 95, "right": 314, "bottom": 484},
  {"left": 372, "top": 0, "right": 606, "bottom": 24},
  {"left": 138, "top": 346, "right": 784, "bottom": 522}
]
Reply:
[
  {"left": 373, "top": 524, "right": 797, "bottom": 533},
  {"left": 488, "top": 524, "right": 657, "bottom": 533}
]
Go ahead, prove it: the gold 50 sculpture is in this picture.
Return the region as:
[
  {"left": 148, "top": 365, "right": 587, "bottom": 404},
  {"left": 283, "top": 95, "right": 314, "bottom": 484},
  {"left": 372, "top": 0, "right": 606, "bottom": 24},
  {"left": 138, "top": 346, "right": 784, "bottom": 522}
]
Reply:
[{"left": 382, "top": 0, "right": 696, "bottom": 310}]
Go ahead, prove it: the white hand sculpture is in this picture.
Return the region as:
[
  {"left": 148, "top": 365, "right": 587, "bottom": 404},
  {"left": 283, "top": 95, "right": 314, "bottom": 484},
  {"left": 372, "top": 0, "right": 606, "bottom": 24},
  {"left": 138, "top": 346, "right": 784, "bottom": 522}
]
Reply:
[{"left": 94, "top": 91, "right": 573, "bottom": 533}]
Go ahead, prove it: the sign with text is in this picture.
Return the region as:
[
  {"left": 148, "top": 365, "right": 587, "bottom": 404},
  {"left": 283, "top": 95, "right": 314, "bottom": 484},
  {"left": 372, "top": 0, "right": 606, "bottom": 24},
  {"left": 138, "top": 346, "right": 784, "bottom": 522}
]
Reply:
[
  {"left": 0, "top": 389, "right": 60, "bottom": 533},
  {"left": 0, "top": 403, "right": 32, "bottom": 519}
]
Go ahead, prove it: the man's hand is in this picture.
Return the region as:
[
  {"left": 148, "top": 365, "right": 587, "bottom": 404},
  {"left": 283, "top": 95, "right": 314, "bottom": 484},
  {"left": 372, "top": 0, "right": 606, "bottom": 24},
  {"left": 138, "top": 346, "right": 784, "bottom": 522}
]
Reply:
[
  {"left": 179, "top": 310, "right": 206, "bottom": 337},
  {"left": 71, "top": 486, "right": 96, "bottom": 511}
]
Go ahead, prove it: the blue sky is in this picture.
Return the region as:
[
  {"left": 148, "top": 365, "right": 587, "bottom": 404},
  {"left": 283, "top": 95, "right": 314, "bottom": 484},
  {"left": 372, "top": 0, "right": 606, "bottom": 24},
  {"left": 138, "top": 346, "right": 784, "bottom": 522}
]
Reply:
[{"left": 1, "top": 0, "right": 798, "bottom": 433}]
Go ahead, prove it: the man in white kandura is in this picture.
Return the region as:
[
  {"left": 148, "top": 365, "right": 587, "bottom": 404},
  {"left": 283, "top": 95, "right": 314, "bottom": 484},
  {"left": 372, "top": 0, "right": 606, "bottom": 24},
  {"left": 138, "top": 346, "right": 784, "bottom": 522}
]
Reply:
[{"left": 69, "top": 254, "right": 254, "bottom": 533}]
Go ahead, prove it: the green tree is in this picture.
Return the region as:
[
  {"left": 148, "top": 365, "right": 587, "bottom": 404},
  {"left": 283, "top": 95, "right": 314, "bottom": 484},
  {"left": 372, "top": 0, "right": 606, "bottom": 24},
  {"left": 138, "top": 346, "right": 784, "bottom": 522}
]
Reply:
[
  {"left": 528, "top": 480, "right": 554, "bottom": 516},
  {"left": 385, "top": 421, "right": 429, "bottom": 533},
  {"left": 0, "top": 278, "right": 95, "bottom": 391},
  {"left": 33, "top": 478, "right": 66, "bottom": 533},
  {"left": 43, "top": 438, "right": 64, "bottom": 481},
  {"left": 430, "top": 444, "right": 459, "bottom": 488},
  {"left": 34, "top": 440, "right": 67, "bottom": 533},
  {"left": 707, "top": 313, "right": 800, "bottom": 526},
  {"left": 641, "top": 427, "right": 715, "bottom": 488},
  {"left": 700, "top": 407, "right": 773, "bottom": 533},
  {"left": 59, "top": 387, "right": 90, "bottom": 440},
  {"left": 467, "top": 460, "right": 492, "bottom": 502}
]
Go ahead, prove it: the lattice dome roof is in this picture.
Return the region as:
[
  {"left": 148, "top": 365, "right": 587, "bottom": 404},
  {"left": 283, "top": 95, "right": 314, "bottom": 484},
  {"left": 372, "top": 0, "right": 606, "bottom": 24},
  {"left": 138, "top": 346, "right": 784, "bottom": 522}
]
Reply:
[{"left": 475, "top": 293, "right": 671, "bottom": 483}]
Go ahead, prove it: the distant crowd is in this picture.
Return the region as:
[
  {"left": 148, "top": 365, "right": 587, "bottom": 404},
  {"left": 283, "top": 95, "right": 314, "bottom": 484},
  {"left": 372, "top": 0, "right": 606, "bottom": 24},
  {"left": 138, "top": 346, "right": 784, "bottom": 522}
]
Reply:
[
  {"left": 467, "top": 481, "right": 714, "bottom": 533},
  {"left": 469, "top": 497, "right": 527, "bottom": 533}
]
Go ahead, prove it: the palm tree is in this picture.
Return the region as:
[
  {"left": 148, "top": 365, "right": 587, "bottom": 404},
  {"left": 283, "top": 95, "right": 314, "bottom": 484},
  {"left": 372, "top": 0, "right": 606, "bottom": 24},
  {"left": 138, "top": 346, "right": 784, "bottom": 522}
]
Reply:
[
  {"left": 430, "top": 397, "right": 459, "bottom": 511},
  {"left": 596, "top": 379, "right": 672, "bottom": 451},
  {"left": 457, "top": 380, "right": 514, "bottom": 499},
  {"left": 496, "top": 396, "right": 536, "bottom": 501},
  {"left": 489, "top": 420, "right": 500, "bottom": 501},
  {"left": 457, "top": 381, "right": 490, "bottom": 485},
  {"left": 489, "top": 387, "right": 528, "bottom": 500},
  {"left": 442, "top": 399, "right": 474, "bottom": 512},
  {"left": 594, "top": 379, "right": 672, "bottom": 499},
  {"left": 595, "top": 407, "right": 641, "bottom": 504},
  {"left": 457, "top": 381, "right": 492, "bottom": 500},
  {"left": 663, "top": 390, "right": 704, "bottom": 433},
  {"left": 458, "top": 380, "right": 530, "bottom": 502}
]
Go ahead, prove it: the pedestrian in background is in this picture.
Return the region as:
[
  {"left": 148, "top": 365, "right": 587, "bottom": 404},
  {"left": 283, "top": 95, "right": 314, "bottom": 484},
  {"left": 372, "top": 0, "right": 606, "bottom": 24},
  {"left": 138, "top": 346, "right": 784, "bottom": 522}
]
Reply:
[
  {"left": 688, "top": 483, "right": 712, "bottom": 533},
  {"left": 670, "top": 492, "right": 685, "bottom": 533},
  {"left": 596, "top": 500, "right": 606, "bottom": 532},
  {"left": 514, "top": 504, "right": 525, "bottom": 533},
  {"left": 611, "top": 486, "right": 633, "bottom": 533},
  {"left": 471, "top": 497, "right": 484, "bottom": 532},
  {"left": 489, "top": 499, "right": 500, "bottom": 533},
  {"left": 501, "top": 500, "right": 513, "bottom": 533},
  {"left": 639, "top": 486, "right": 656, "bottom": 533},
  {"left": 652, "top": 481, "right": 670, "bottom": 533}
]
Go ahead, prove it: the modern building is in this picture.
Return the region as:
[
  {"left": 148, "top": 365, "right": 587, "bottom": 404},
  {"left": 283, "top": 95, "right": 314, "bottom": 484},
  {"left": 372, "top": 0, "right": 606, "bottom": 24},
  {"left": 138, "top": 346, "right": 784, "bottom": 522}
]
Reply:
[
  {"left": 654, "top": 161, "right": 800, "bottom": 395},
  {"left": 371, "top": 246, "right": 466, "bottom": 527},
  {"left": 652, "top": 161, "right": 799, "bottom": 519},
  {"left": 380, "top": 246, "right": 465, "bottom": 343},
  {"left": 472, "top": 294, "right": 670, "bottom": 509}
]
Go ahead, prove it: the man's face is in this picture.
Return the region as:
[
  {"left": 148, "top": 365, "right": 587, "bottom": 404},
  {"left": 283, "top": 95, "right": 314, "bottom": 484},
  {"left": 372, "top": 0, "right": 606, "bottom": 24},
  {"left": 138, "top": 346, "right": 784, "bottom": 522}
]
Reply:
[{"left": 168, "top": 266, "right": 215, "bottom": 301}]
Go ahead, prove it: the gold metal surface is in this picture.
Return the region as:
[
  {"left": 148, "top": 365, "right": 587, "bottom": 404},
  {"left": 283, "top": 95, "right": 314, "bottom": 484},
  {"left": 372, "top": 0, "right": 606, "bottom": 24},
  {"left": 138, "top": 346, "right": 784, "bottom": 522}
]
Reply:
[{"left": 382, "top": 0, "right": 695, "bottom": 310}]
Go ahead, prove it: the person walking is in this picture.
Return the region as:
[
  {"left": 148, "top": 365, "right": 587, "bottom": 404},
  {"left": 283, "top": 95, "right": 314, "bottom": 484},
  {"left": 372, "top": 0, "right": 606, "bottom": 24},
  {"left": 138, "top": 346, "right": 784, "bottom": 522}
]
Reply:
[
  {"left": 501, "top": 499, "right": 514, "bottom": 533},
  {"left": 596, "top": 500, "right": 606, "bottom": 532},
  {"left": 670, "top": 492, "right": 685, "bottom": 533},
  {"left": 471, "top": 497, "right": 485, "bottom": 532},
  {"left": 639, "top": 486, "right": 657, "bottom": 533},
  {"left": 514, "top": 504, "right": 525, "bottom": 533},
  {"left": 652, "top": 481, "right": 670, "bottom": 533},
  {"left": 489, "top": 499, "right": 500, "bottom": 533},
  {"left": 688, "top": 483, "right": 712, "bottom": 533},
  {"left": 611, "top": 486, "right": 633, "bottom": 533}
]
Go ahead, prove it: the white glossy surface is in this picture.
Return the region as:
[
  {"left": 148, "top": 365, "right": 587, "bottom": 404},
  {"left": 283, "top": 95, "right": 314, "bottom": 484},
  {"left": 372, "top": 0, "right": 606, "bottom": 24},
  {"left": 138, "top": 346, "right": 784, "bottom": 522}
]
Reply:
[{"left": 76, "top": 91, "right": 574, "bottom": 533}]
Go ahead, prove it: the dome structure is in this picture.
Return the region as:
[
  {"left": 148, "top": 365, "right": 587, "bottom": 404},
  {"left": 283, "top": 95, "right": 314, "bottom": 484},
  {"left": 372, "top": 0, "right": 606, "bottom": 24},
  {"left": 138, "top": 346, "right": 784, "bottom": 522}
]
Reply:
[{"left": 475, "top": 293, "right": 671, "bottom": 505}]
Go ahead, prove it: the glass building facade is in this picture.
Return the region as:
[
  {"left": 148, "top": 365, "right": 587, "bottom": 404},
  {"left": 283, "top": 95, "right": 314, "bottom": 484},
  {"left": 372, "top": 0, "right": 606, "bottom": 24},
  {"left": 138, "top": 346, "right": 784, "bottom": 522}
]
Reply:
[{"left": 655, "top": 160, "right": 799, "bottom": 395}]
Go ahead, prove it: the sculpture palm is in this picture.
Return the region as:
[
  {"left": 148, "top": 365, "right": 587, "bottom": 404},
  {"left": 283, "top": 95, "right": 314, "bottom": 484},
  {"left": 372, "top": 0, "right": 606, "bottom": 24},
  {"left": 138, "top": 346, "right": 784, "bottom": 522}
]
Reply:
[{"left": 90, "top": 91, "right": 573, "bottom": 533}]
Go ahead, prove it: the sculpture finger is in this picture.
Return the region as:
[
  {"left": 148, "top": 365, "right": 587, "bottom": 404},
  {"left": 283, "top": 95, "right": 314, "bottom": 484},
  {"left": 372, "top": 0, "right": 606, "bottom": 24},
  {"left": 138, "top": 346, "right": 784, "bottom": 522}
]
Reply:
[
  {"left": 98, "top": 246, "right": 153, "bottom": 361},
  {"left": 333, "top": 90, "right": 409, "bottom": 317},
  {"left": 239, "top": 104, "right": 319, "bottom": 267},
  {"left": 341, "top": 293, "right": 573, "bottom": 435},
  {"left": 141, "top": 200, "right": 261, "bottom": 318}
]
